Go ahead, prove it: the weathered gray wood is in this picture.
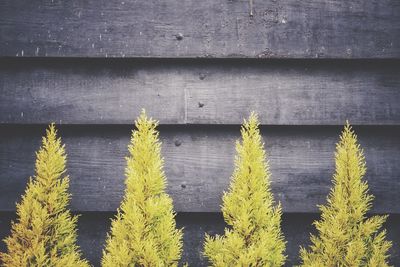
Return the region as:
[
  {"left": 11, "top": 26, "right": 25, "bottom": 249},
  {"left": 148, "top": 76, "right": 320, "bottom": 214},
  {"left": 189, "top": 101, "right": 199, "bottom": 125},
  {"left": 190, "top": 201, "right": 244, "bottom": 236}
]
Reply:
[
  {"left": 0, "top": 0, "right": 399, "bottom": 58},
  {"left": 1, "top": 125, "right": 399, "bottom": 213},
  {"left": 0, "top": 212, "right": 399, "bottom": 266},
  {"left": 1, "top": 59, "right": 399, "bottom": 125}
]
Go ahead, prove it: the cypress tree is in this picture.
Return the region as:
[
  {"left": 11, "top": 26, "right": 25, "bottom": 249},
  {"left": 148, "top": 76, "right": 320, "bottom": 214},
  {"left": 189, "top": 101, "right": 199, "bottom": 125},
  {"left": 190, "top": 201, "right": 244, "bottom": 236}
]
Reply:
[
  {"left": 102, "top": 110, "right": 183, "bottom": 266},
  {"left": 204, "top": 112, "right": 286, "bottom": 266},
  {"left": 299, "top": 122, "right": 392, "bottom": 266},
  {"left": 0, "top": 124, "right": 89, "bottom": 267}
]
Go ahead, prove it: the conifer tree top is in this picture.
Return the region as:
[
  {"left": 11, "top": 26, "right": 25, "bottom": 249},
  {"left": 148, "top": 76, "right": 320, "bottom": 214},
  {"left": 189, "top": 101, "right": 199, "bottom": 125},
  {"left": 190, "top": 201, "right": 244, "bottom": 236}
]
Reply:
[
  {"left": 204, "top": 112, "right": 286, "bottom": 266},
  {"left": 300, "top": 121, "right": 392, "bottom": 267},
  {"left": 223, "top": 112, "right": 275, "bottom": 227},
  {"left": 102, "top": 110, "right": 183, "bottom": 267},
  {"left": 0, "top": 124, "right": 89, "bottom": 267}
]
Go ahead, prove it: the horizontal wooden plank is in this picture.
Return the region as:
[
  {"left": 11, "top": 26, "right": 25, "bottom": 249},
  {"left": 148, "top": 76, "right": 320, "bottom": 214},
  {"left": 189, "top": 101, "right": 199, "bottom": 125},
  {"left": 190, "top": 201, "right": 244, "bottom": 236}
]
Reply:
[
  {"left": 0, "top": 125, "right": 399, "bottom": 213},
  {"left": 0, "top": 212, "right": 399, "bottom": 266},
  {"left": 0, "top": 0, "right": 399, "bottom": 58},
  {"left": 1, "top": 59, "right": 400, "bottom": 125}
]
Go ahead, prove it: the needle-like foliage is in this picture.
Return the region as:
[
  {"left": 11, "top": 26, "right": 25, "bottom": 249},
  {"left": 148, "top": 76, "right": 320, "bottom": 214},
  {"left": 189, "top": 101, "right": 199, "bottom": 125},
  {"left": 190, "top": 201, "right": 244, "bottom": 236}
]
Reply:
[
  {"left": 204, "top": 112, "right": 286, "bottom": 266},
  {"left": 102, "top": 110, "right": 183, "bottom": 267},
  {"left": 0, "top": 124, "right": 89, "bottom": 267},
  {"left": 299, "top": 122, "right": 392, "bottom": 267}
]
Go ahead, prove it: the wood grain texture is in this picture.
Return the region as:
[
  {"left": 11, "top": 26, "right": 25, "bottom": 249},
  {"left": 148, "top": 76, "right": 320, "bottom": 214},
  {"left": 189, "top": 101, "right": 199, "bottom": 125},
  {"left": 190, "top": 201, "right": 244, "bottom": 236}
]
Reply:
[
  {"left": 0, "top": 0, "right": 399, "bottom": 58},
  {"left": 1, "top": 125, "right": 399, "bottom": 213},
  {"left": 0, "top": 212, "right": 399, "bottom": 266},
  {"left": 1, "top": 59, "right": 400, "bottom": 125}
]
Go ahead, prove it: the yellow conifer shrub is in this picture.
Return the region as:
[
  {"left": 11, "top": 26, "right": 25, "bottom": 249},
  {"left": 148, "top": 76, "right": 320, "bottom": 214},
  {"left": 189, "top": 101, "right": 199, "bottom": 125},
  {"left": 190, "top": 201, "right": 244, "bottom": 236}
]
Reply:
[
  {"left": 204, "top": 112, "right": 286, "bottom": 266},
  {"left": 299, "top": 122, "right": 392, "bottom": 266},
  {"left": 102, "top": 111, "right": 183, "bottom": 267},
  {"left": 0, "top": 124, "right": 89, "bottom": 267}
]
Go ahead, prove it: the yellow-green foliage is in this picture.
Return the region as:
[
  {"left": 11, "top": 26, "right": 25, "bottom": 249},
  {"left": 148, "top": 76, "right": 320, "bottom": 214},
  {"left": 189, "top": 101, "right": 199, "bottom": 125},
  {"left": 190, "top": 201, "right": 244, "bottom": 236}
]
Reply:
[
  {"left": 204, "top": 112, "right": 286, "bottom": 266},
  {"left": 299, "top": 122, "right": 392, "bottom": 267},
  {"left": 0, "top": 124, "right": 89, "bottom": 267},
  {"left": 102, "top": 111, "right": 183, "bottom": 267}
]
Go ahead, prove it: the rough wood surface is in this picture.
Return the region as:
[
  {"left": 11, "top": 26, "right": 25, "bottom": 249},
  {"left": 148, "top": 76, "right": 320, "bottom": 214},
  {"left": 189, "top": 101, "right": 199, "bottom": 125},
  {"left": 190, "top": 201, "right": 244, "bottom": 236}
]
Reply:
[
  {"left": 1, "top": 59, "right": 399, "bottom": 125},
  {"left": 1, "top": 125, "right": 399, "bottom": 213},
  {"left": 0, "top": 212, "right": 399, "bottom": 266},
  {"left": 0, "top": 0, "right": 399, "bottom": 58}
]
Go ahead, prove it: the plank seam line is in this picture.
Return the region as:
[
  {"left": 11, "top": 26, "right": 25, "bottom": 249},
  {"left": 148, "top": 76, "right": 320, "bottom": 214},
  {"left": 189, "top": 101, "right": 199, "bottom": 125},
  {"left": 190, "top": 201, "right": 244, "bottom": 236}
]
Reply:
[{"left": 184, "top": 86, "right": 188, "bottom": 124}]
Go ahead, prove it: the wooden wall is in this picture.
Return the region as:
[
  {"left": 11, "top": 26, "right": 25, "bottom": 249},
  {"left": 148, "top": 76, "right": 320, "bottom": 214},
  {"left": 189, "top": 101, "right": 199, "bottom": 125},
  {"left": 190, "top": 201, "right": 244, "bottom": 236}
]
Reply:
[{"left": 0, "top": 0, "right": 399, "bottom": 266}]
